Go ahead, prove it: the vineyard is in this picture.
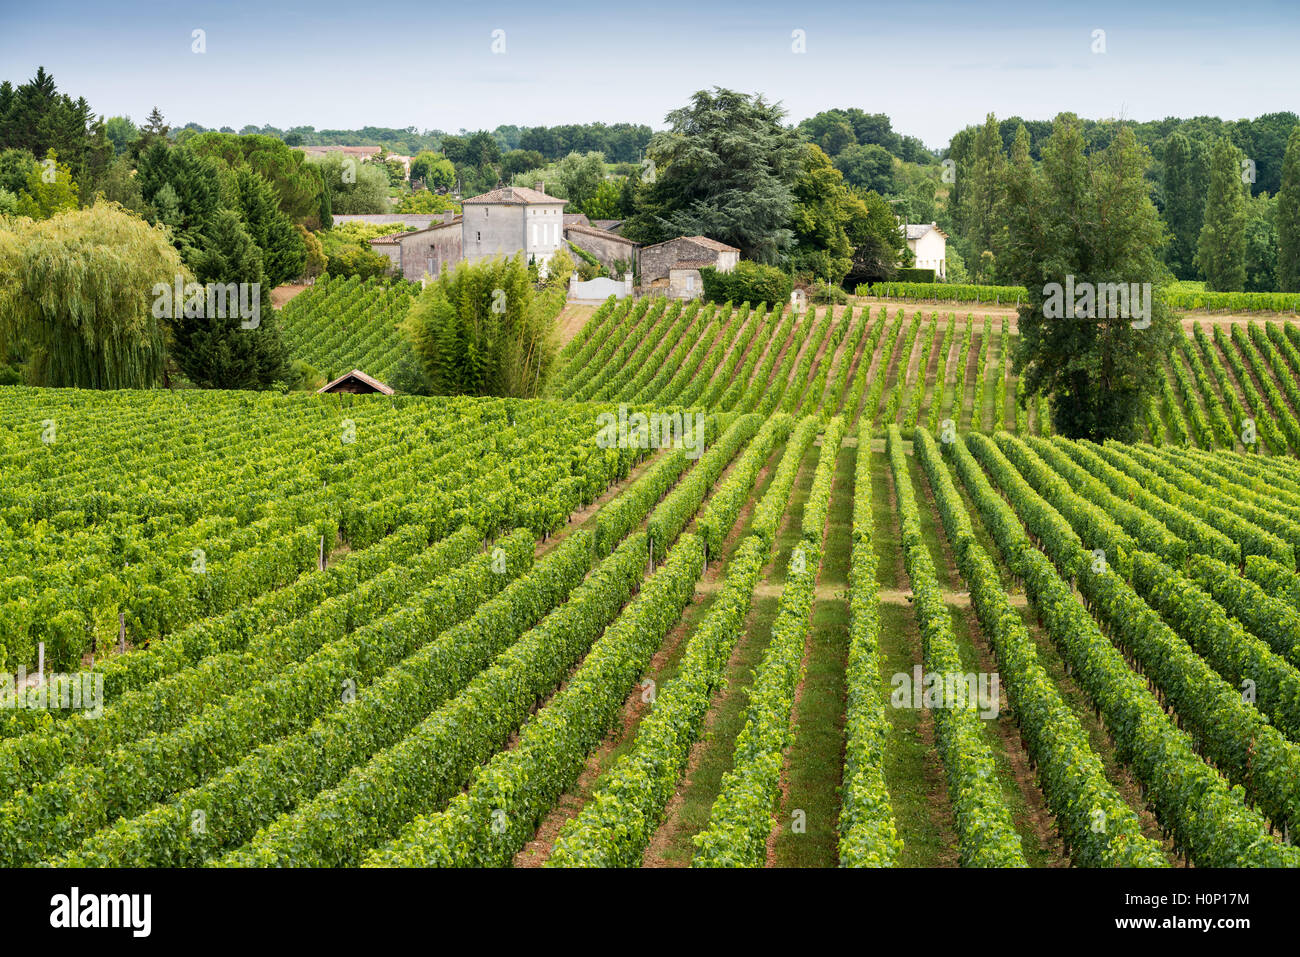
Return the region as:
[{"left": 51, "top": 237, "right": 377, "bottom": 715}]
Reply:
[
  {"left": 556, "top": 296, "right": 1300, "bottom": 453},
  {"left": 277, "top": 275, "right": 418, "bottom": 382},
  {"left": 4, "top": 294, "right": 1300, "bottom": 869}
]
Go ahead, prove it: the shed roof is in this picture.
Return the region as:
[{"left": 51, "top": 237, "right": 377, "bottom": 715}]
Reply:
[{"left": 316, "top": 369, "right": 395, "bottom": 395}]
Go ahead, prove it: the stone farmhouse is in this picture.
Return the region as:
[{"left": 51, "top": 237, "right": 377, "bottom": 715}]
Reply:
[
  {"left": 462, "top": 185, "right": 568, "bottom": 266},
  {"left": 902, "top": 223, "right": 948, "bottom": 279},
  {"left": 565, "top": 222, "right": 640, "bottom": 275},
  {"left": 350, "top": 188, "right": 737, "bottom": 298},
  {"left": 369, "top": 212, "right": 463, "bottom": 282},
  {"left": 639, "top": 236, "right": 740, "bottom": 299}
]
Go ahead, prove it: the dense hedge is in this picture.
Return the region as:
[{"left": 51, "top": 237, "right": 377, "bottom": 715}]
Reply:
[{"left": 701, "top": 260, "right": 793, "bottom": 307}]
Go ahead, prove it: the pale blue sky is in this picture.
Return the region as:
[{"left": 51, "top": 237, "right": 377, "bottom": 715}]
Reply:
[{"left": 2, "top": 0, "right": 1296, "bottom": 148}]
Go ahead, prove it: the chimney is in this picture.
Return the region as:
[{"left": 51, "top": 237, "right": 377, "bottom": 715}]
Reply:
[
  {"left": 536, "top": 180, "right": 543, "bottom": 194},
  {"left": 443, "top": 210, "right": 454, "bottom": 224}
]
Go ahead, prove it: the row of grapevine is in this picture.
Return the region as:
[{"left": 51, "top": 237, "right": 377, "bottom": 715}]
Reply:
[
  {"left": 886, "top": 426, "right": 1027, "bottom": 867},
  {"left": 545, "top": 420, "right": 817, "bottom": 866},
  {"left": 216, "top": 423, "right": 733, "bottom": 866},
  {"left": 693, "top": 416, "right": 846, "bottom": 866},
  {"left": 915, "top": 428, "right": 1167, "bottom": 866},
  {"left": 861, "top": 280, "right": 1300, "bottom": 313},
  {"left": 946, "top": 431, "right": 1300, "bottom": 866},
  {"left": 965, "top": 433, "right": 1300, "bottom": 844},
  {"left": 278, "top": 274, "right": 418, "bottom": 381},
  {"left": 58, "top": 528, "right": 596, "bottom": 866},
  {"left": 3, "top": 532, "right": 537, "bottom": 866},
  {"left": 838, "top": 418, "right": 901, "bottom": 866}
]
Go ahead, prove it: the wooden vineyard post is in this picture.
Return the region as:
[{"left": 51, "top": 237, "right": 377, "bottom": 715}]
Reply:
[
  {"left": 119, "top": 611, "right": 126, "bottom": 654},
  {"left": 319, "top": 535, "right": 326, "bottom": 571}
]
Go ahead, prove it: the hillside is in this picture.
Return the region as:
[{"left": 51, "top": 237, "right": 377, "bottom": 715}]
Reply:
[{"left": 556, "top": 295, "right": 1300, "bottom": 453}]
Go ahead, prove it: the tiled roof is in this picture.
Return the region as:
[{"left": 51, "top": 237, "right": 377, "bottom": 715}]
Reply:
[
  {"left": 565, "top": 223, "right": 640, "bottom": 245},
  {"left": 903, "top": 223, "right": 948, "bottom": 240},
  {"left": 368, "top": 218, "right": 461, "bottom": 244},
  {"left": 683, "top": 235, "right": 739, "bottom": 252},
  {"left": 317, "top": 369, "right": 395, "bottom": 395},
  {"left": 641, "top": 235, "right": 740, "bottom": 254},
  {"left": 461, "top": 186, "right": 566, "bottom": 205}
]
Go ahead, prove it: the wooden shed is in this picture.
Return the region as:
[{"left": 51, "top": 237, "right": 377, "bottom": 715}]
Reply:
[{"left": 316, "top": 370, "right": 395, "bottom": 395}]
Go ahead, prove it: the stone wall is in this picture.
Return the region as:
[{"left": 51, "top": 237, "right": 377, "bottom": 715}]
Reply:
[
  {"left": 382, "top": 223, "right": 464, "bottom": 281},
  {"left": 565, "top": 226, "right": 639, "bottom": 273}
]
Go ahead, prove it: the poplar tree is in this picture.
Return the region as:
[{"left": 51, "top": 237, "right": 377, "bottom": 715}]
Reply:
[
  {"left": 1162, "top": 131, "right": 1208, "bottom": 279},
  {"left": 1196, "top": 137, "right": 1248, "bottom": 291},
  {"left": 1006, "top": 115, "right": 1175, "bottom": 442},
  {"left": 956, "top": 113, "right": 1008, "bottom": 277},
  {"left": 1278, "top": 126, "right": 1300, "bottom": 292}
]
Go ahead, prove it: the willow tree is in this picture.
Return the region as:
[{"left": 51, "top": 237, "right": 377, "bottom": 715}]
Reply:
[
  {"left": 402, "top": 254, "right": 557, "bottom": 398},
  {"left": 0, "top": 201, "right": 182, "bottom": 388}
]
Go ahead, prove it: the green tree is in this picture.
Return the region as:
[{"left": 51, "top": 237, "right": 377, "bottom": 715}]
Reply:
[
  {"left": 1161, "top": 131, "right": 1208, "bottom": 279},
  {"left": 172, "top": 207, "right": 289, "bottom": 389},
  {"left": 955, "top": 113, "right": 1007, "bottom": 269},
  {"left": 136, "top": 139, "right": 223, "bottom": 256},
  {"left": 844, "top": 189, "right": 910, "bottom": 288},
  {"left": 0, "top": 148, "right": 36, "bottom": 194},
  {"left": 191, "top": 207, "right": 262, "bottom": 286},
  {"left": 624, "top": 88, "right": 801, "bottom": 263},
  {"left": 790, "top": 144, "right": 853, "bottom": 284},
  {"left": 235, "top": 167, "right": 306, "bottom": 286},
  {"left": 1196, "top": 136, "right": 1248, "bottom": 291},
  {"left": 832, "top": 143, "right": 895, "bottom": 194},
  {"left": 310, "top": 151, "right": 391, "bottom": 215},
  {"left": 0, "top": 202, "right": 180, "bottom": 388},
  {"left": 1006, "top": 115, "right": 1175, "bottom": 442},
  {"left": 14, "top": 149, "right": 79, "bottom": 219},
  {"left": 402, "top": 255, "right": 556, "bottom": 397},
  {"left": 1278, "top": 126, "right": 1300, "bottom": 292},
  {"left": 104, "top": 116, "right": 138, "bottom": 156},
  {"left": 297, "top": 225, "right": 326, "bottom": 281},
  {"left": 552, "top": 151, "right": 605, "bottom": 209},
  {"left": 95, "top": 154, "right": 148, "bottom": 216},
  {"left": 581, "top": 179, "right": 622, "bottom": 220},
  {"left": 410, "top": 150, "right": 455, "bottom": 190},
  {"left": 397, "top": 189, "right": 459, "bottom": 213},
  {"left": 1243, "top": 192, "right": 1277, "bottom": 292},
  {"left": 185, "top": 132, "right": 325, "bottom": 226}
]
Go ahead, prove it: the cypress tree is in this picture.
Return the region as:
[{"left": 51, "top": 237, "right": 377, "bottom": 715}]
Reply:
[
  {"left": 171, "top": 209, "right": 288, "bottom": 390},
  {"left": 236, "top": 167, "right": 305, "bottom": 286}
]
